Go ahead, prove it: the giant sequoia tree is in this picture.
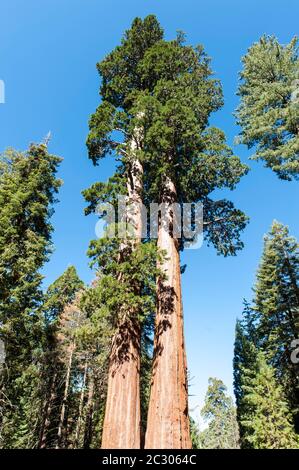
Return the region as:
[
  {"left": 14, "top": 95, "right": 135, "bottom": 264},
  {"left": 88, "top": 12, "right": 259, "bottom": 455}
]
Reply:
[
  {"left": 136, "top": 34, "right": 248, "bottom": 449},
  {"left": 236, "top": 35, "right": 299, "bottom": 180},
  {"left": 0, "top": 142, "right": 62, "bottom": 447},
  {"left": 85, "top": 16, "right": 163, "bottom": 448},
  {"left": 87, "top": 17, "right": 248, "bottom": 449}
]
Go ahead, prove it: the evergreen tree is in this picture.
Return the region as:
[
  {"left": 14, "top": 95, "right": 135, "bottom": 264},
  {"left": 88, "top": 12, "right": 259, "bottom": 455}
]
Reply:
[
  {"left": 234, "top": 223, "right": 299, "bottom": 447},
  {"left": 189, "top": 417, "right": 200, "bottom": 449},
  {"left": 88, "top": 17, "right": 248, "bottom": 448},
  {"left": 0, "top": 142, "right": 62, "bottom": 448},
  {"left": 84, "top": 233, "right": 159, "bottom": 448},
  {"left": 233, "top": 304, "right": 259, "bottom": 448},
  {"left": 254, "top": 221, "right": 299, "bottom": 430},
  {"left": 86, "top": 14, "right": 249, "bottom": 448},
  {"left": 39, "top": 270, "right": 111, "bottom": 450},
  {"left": 43, "top": 265, "right": 84, "bottom": 322},
  {"left": 138, "top": 28, "right": 248, "bottom": 449},
  {"left": 236, "top": 36, "right": 299, "bottom": 180},
  {"left": 241, "top": 351, "right": 298, "bottom": 449},
  {"left": 38, "top": 266, "right": 84, "bottom": 448},
  {"left": 199, "top": 378, "right": 239, "bottom": 449},
  {"left": 85, "top": 15, "right": 163, "bottom": 449}
]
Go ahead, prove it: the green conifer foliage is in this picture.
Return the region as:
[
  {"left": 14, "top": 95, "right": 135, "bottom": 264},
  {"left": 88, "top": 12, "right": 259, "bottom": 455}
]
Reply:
[
  {"left": 236, "top": 36, "right": 299, "bottom": 180},
  {"left": 134, "top": 36, "right": 249, "bottom": 253},
  {"left": 43, "top": 266, "right": 84, "bottom": 323},
  {"left": 241, "top": 351, "right": 298, "bottom": 449},
  {"left": 234, "top": 222, "right": 299, "bottom": 447},
  {"left": 0, "top": 142, "right": 62, "bottom": 448},
  {"left": 233, "top": 304, "right": 260, "bottom": 448},
  {"left": 199, "top": 378, "right": 240, "bottom": 449},
  {"left": 254, "top": 221, "right": 299, "bottom": 430},
  {"left": 86, "top": 15, "right": 248, "bottom": 448},
  {"left": 38, "top": 266, "right": 84, "bottom": 448}
]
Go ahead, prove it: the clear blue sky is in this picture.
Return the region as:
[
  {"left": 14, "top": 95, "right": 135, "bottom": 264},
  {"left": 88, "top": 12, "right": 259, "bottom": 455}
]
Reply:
[{"left": 1, "top": 0, "right": 299, "bottom": 424}]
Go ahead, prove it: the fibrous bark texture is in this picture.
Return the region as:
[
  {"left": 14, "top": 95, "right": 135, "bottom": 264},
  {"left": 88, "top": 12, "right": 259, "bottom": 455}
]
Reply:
[
  {"left": 145, "top": 176, "right": 191, "bottom": 449},
  {"left": 101, "top": 139, "right": 144, "bottom": 449}
]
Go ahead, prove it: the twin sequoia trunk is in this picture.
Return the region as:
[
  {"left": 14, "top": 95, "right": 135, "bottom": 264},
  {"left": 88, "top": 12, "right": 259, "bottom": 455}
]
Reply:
[
  {"left": 101, "top": 157, "right": 143, "bottom": 449},
  {"left": 145, "top": 176, "right": 191, "bottom": 449}
]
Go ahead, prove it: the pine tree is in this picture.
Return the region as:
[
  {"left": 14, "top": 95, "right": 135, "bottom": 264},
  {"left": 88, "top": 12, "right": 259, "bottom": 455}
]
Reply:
[
  {"left": 241, "top": 351, "right": 298, "bottom": 449},
  {"left": 78, "top": 281, "right": 115, "bottom": 449},
  {"left": 234, "top": 223, "right": 299, "bottom": 447},
  {"left": 233, "top": 305, "right": 258, "bottom": 448},
  {"left": 42, "top": 266, "right": 84, "bottom": 322},
  {"left": 236, "top": 36, "right": 299, "bottom": 180},
  {"left": 199, "top": 378, "right": 239, "bottom": 449},
  {"left": 254, "top": 221, "right": 299, "bottom": 431},
  {"left": 0, "top": 142, "right": 62, "bottom": 448}
]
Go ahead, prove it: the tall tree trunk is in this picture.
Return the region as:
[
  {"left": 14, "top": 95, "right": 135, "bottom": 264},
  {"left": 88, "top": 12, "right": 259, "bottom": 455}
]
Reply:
[
  {"left": 145, "top": 175, "right": 191, "bottom": 449},
  {"left": 38, "top": 368, "right": 57, "bottom": 448},
  {"left": 83, "top": 370, "right": 94, "bottom": 449},
  {"left": 101, "top": 138, "right": 144, "bottom": 448},
  {"left": 74, "top": 359, "right": 88, "bottom": 448},
  {"left": 56, "top": 344, "right": 74, "bottom": 448}
]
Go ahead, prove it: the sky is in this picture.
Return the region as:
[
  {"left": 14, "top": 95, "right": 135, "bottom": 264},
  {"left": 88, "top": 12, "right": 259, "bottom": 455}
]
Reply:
[{"left": 0, "top": 0, "right": 299, "bottom": 425}]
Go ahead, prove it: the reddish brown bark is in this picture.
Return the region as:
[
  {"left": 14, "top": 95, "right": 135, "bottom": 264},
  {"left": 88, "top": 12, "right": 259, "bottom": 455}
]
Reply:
[
  {"left": 145, "top": 176, "right": 191, "bottom": 449},
  {"left": 101, "top": 319, "right": 141, "bottom": 448},
  {"left": 101, "top": 148, "right": 144, "bottom": 449}
]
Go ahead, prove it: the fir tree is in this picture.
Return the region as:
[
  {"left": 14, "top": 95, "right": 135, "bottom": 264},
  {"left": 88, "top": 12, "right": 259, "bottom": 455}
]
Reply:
[
  {"left": 234, "top": 223, "right": 299, "bottom": 446},
  {"left": 0, "top": 142, "right": 62, "bottom": 448},
  {"left": 254, "top": 221, "right": 299, "bottom": 430},
  {"left": 233, "top": 304, "right": 259, "bottom": 448},
  {"left": 236, "top": 36, "right": 299, "bottom": 180},
  {"left": 241, "top": 351, "right": 298, "bottom": 449},
  {"left": 43, "top": 265, "right": 84, "bottom": 322},
  {"left": 199, "top": 378, "right": 239, "bottom": 449}
]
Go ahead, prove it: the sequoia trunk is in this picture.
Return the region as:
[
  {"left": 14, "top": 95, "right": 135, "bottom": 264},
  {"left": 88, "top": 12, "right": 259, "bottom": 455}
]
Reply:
[
  {"left": 145, "top": 175, "right": 191, "bottom": 449},
  {"left": 101, "top": 147, "right": 144, "bottom": 448}
]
